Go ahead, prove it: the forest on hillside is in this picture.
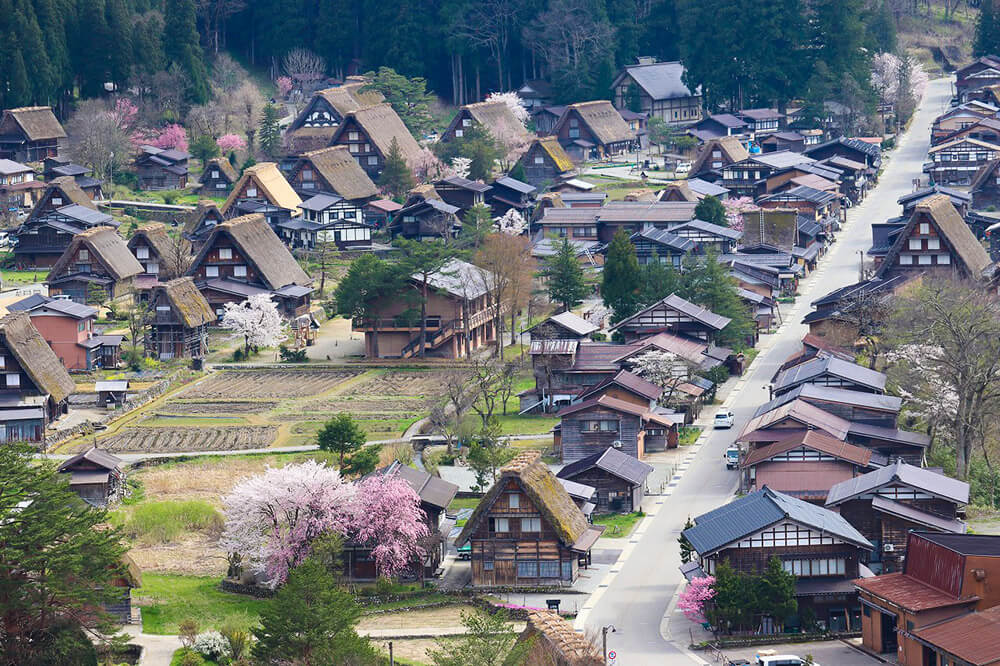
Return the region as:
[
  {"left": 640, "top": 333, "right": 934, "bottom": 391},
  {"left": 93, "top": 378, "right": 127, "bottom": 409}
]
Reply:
[{"left": 0, "top": 0, "right": 988, "bottom": 118}]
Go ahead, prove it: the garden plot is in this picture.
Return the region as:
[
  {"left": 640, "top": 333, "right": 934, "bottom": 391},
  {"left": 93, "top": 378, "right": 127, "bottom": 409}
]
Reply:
[
  {"left": 157, "top": 400, "right": 278, "bottom": 414},
  {"left": 181, "top": 369, "right": 360, "bottom": 400},
  {"left": 93, "top": 426, "right": 278, "bottom": 453}
]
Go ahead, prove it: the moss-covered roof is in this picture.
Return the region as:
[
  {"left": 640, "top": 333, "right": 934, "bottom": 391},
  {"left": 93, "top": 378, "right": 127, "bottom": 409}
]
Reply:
[
  {"left": 0, "top": 312, "right": 75, "bottom": 403},
  {"left": 159, "top": 277, "right": 215, "bottom": 328}
]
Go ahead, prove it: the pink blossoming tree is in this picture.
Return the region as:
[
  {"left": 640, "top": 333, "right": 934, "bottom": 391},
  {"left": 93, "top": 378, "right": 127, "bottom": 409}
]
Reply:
[
  {"left": 722, "top": 197, "right": 756, "bottom": 232},
  {"left": 678, "top": 575, "right": 716, "bottom": 623},
  {"left": 276, "top": 76, "right": 294, "bottom": 98},
  {"left": 349, "top": 475, "right": 429, "bottom": 578},
  {"left": 151, "top": 124, "right": 189, "bottom": 152},
  {"left": 220, "top": 461, "right": 355, "bottom": 586},
  {"left": 217, "top": 134, "right": 247, "bottom": 153}
]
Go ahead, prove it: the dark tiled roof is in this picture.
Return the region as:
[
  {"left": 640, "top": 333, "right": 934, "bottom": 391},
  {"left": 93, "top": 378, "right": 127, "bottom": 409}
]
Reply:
[
  {"left": 741, "top": 430, "right": 874, "bottom": 468},
  {"left": 671, "top": 219, "right": 743, "bottom": 240},
  {"left": 571, "top": 342, "right": 640, "bottom": 370},
  {"left": 753, "top": 384, "right": 902, "bottom": 419},
  {"left": 913, "top": 532, "right": 1000, "bottom": 556},
  {"left": 740, "top": 399, "right": 852, "bottom": 441},
  {"left": 632, "top": 227, "right": 695, "bottom": 252},
  {"left": 871, "top": 497, "right": 967, "bottom": 533},
  {"left": 368, "top": 461, "right": 458, "bottom": 510},
  {"left": 616, "top": 61, "right": 697, "bottom": 100},
  {"left": 826, "top": 460, "right": 969, "bottom": 506},
  {"left": 57, "top": 446, "right": 123, "bottom": 473},
  {"left": 557, "top": 446, "right": 653, "bottom": 486},
  {"left": 577, "top": 369, "right": 663, "bottom": 402},
  {"left": 610, "top": 293, "right": 731, "bottom": 332},
  {"left": 772, "top": 355, "right": 887, "bottom": 394}
]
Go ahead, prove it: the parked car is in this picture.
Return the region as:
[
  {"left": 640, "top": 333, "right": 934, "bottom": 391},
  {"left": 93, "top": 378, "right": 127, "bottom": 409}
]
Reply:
[
  {"left": 457, "top": 543, "right": 471, "bottom": 560},
  {"left": 725, "top": 446, "right": 740, "bottom": 470},
  {"left": 713, "top": 409, "right": 735, "bottom": 429},
  {"left": 675, "top": 161, "right": 692, "bottom": 174},
  {"left": 756, "top": 656, "right": 820, "bottom": 666}
]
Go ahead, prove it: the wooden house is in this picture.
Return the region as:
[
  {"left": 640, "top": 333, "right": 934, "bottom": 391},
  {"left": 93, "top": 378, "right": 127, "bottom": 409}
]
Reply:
[
  {"left": 441, "top": 100, "right": 532, "bottom": 147},
  {"left": 771, "top": 354, "right": 886, "bottom": 397},
  {"left": 754, "top": 383, "right": 902, "bottom": 429},
  {"left": 0, "top": 159, "right": 42, "bottom": 213},
  {"left": 388, "top": 185, "right": 462, "bottom": 240},
  {"left": 627, "top": 226, "right": 693, "bottom": 268},
  {"left": 669, "top": 220, "right": 741, "bottom": 255},
  {"left": 930, "top": 103, "right": 999, "bottom": 144},
  {"left": 873, "top": 194, "right": 994, "bottom": 283},
  {"left": 534, "top": 201, "right": 696, "bottom": 244},
  {"left": 760, "top": 131, "right": 806, "bottom": 153},
  {"left": 906, "top": 603, "right": 1000, "bottom": 666},
  {"left": 531, "top": 105, "right": 566, "bottom": 135},
  {"left": 46, "top": 227, "right": 143, "bottom": 304},
  {"left": 690, "top": 136, "right": 751, "bottom": 179},
  {"left": 803, "top": 137, "right": 881, "bottom": 183},
  {"left": 611, "top": 58, "right": 702, "bottom": 125},
  {"left": 144, "top": 277, "right": 214, "bottom": 360},
  {"left": 187, "top": 214, "right": 313, "bottom": 320},
  {"left": 284, "top": 82, "right": 384, "bottom": 154},
  {"left": 516, "top": 138, "right": 575, "bottom": 189},
  {"left": 758, "top": 185, "right": 841, "bottom": 234},
  {"left": 683, "top": 487, "right": 873, "bottom": 632},
  {"left": 13, "top": 177, "right": 115, "bottom": 268},
  {"left": 285, "top": 145, "right": 378, "bottom": 207},
  {"left": 956, "top": 55, "right": 1000, "bottom": 102},
  {"left": 433, "top": 176, "right": 492, "bottom": 214},
  {"left": 363, "top": 199, "right": 401, "bottom": 229},
  {"left": 971, "top": 159, "right": 1000, "bottom": 210},
  {"left": 658, "top": 181, "right": 699, "bottom": 202},
  {"left": 525, "top": 311, "right": 597, "bottom": 341},
  {"left": 95, "top": 380, "right": 128, "bottom": 408},
  {"left": 721, "top": 151, "right": 816, "bottom": 198},
  {"left": 454, "top": 451, "right": 604, "bottom": 587},
  {"left": 197, "top": 157, "right": 238, "bottom": 195},
  {"left": 220, "top": 162, "right": 302, "bottom": 224},
  {"left": 127, "top": 223, "right": 177, "bottom": 280},
  {"left": 827, "top": 461, "right": 968, "bottom": 575},
  {"left": 516, "top": 611, "right": 603, "bottom": 666},
  {"left": 609, "top": 293, "right": 731, "bottom": 343},
  {"left": 488, "top": 176, "right": 537, "bottom": 217},
  {"left": 556, "top": 392, "right": 672, "bottom": 462},
  {"left": 7, "top": 294, "right": 121, "bottom": 371},
  {"left": 517, "top": 80, "right": 553, "bottom": 112},
  {"left": 134, "top": 146, "right": 189, "bottom": 190},
  {"left": 689, "top": 113, "right": 749, "bottom": 141},
  {"left": 855, "top": 532, "right": 1000, "bottom": 663},
  {"left": 926, "top": 137, "right": 1000, "bottom": 186},
  {"left": 351, "top": 258, "right": 497, "bottom": 359},
  {"left": 802, "top": 275, "right": 914, "bottom": 349},
  {"left": 557, "top": 446, "right": 653, "bottom": 514},
  {"left": 817, "top": 155, "right": 870, "bottom": 203},
  {"left": 552, "top": 101, "right": 634, "bottom": 161},
  {"left": 42, "top": 157, "right": 102, "bottom": 199},
  {"left": 932, "top": 116, "right": 1000, "bottom": 149},
  {"left": 179, "top": 200, "right": 226, "bottom": 249},
  {"left": 898, "top": 186, "right": 972, "bottom": 219},
  {"left": 298, "top": 194, "right": 373, "bottom": 250},
  {"left": 0, "top": 311, "right": 75, "bottom": 442},
  {"left": 57, "top": 447, "right": 125, "bottom": 507},
  {"left": 739, "top": 429, "right": 883, "bottom": 503},
  {"left": 329, "top": 103, "right": 423, "bottom": 179},
  {"left": 0, "top": 106, "right": 66, "bottom": 162}
]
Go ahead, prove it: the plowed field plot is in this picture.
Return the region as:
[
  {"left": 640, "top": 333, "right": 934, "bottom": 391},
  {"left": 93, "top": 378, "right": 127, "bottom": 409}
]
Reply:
[
  {"left": 352, "top": 370, "right": 454, "bottom": 398},
  {"left": 181, "top": 370, "right": 359, "bottom": 399},
  {"left": 157, "top": 401, "right": 277, "bottom": 414},
  {"left": 299, "top": 396, "right": 428, "bottom": 419},
  {"left": 92, "top": 426, "right": 278, "bottom": 453}
]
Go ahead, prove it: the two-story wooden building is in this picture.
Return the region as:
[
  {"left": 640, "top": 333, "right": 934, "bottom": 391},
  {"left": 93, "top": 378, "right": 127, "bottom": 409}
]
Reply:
[
  {"left": 197, "top": 157, "right": 238, "bottom": 195},
  {"left": 971, "top": 159, "right": 1000, "bottom": 210},
  {"left": 689, "top": 136, "right": 751, "bottom": 180},
  {"left": 956, "top": 55, "right": 1000, "bottom": 102},
  {"left": 609, "top": 293, "right": 731, "bottom": 343},
  {"left": 683, "top": 486, "right": 873, "bottom": 632},
  {"left": 552, "top": 101, "right": 634, "bottom": 161},
  {"left": 329, "top": 103, "right": 423, "bottom": 179},
  {"left": 42, "top": 157, "right": 103, "bottom": 199},
  {"left": 46, "top": 227, "right": 143, "bottom": 304},
  {"left": 0, "top": 311, "right": 75, "bottom": 442},
  {"left": 284, "top": 82, "right": 384, "bottom": 154},
  {"left": 516, "top": 138, "right": 575, "bottom": 188},
  {"left": 556, "top": 445, "right": 653, "bottom": 513},
  {"left": 669, "top": 220, "right": 741, "bottom": 255},
  {"left": 556, "top": 389, "right": 673, "bottom": 462},
  {"left": 220, "top": 162, "right": 302, "bottom": 224},
  {"left": 455, "top": 451, "right": 604, "bottom": 587},
  {"left": 179, "top": 200, "right": 226, "bottom": 250},
  {"left": 127, "top": 223, "right": 177, "bottom": 280},
  {"left": 7, "top": 294, "right": 119, "bottom": 371},
  {"left": 0, "top": 106, "right": 66, "bottom": 162},
  {"left": 0, "top": 158, "right": 42, "bottom": 212},
  {"left": 144, "top": 277, "right": 215, "bottom": 360},
  {"left": 433, "top": 176, "right": 492, "bottom": 215},
  {"left": 827, "top": 461, "right": 968, "bottom": 575},
  {"left": 134, "top": 146, "right": 189, "bottom": 190},
  {"left": 926, "top": 137, "right": 1000, "bottom": 186},
  {"left": 489, "top": 176, "right": 537, "bottom": 218},
  {"left": 388, "top": 185, "right": 462, "bottom": 241},
  {"left": 285, "top": 145, "right": 379, "bottom": 207},
  {"left": 627, "top": 226, "right": 694, "bottom": 268},
  {"left": 186, "top": 214, "right": 313, "bottom": 320},
  {"left": 804, "top": 137, "right": 882, "bottom": 183},
  {"left": 610, "top": 58, "right": 702, "bottom": 125},
  {"left": 56, "top": 447, "right": 126, "bottom": 507},
  {"left": 441, "top": 100, "right": 532, "bottom": 148}
]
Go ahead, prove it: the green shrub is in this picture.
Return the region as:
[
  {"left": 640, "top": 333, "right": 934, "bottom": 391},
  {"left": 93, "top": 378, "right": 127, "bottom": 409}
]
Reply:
[
  {"left": 161, "top": 191, "right": 180, "bottom": 205},
  {"left": 278, "top": 345, "right": 308, "bottom": 363},
  {"left": 116, "top": 500, "right": 224, "bottom": 544},
  {"left": 591, "top": 332, "right": 607, "bottom": 341}
]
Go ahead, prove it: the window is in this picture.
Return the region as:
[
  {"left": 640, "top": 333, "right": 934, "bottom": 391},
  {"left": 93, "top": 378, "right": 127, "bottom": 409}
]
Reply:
[
  {"left": 78, "top": 321, "right": 86, "bottom": 332},
  {"left": 246, "top": 186, "right": 258, "bottom": 197},
  {"left": 348, "top": 131, "right": 359, "bottom": 141},
  {"left": 206, "top": 266, "right": 219, "bottom": 277},
  {"left": 900, "top": 254, "right": 913, "bottom": 265},
  {"left": 919, "top": 254, "right": 932, "bottom": 265},
  {"left": 562, "top": 561, "right": 573, "bottom": 580},
  {"left": 581, "top": 419, "right": 618, "bottom": 432},
  {"left": 234, "top": 265, "right": 247, "bottom": 277},
  {"left": 909, "top": 238, "right": 922, "bottom": 250},
  {"left": 463, "top": 118, "right": 472, "bottom": 127},
  {"left": 938, "top": 254, "right": 951, "bottom": 265},
  {"left": 363, "top": 143, "right": 370, "bottom": 152},
  {"left": 521, "top": 517, "right": 542, "bottom": 532},
  {"left": 483, "top": 560, "right": 494, "bottom": 571},
  {"left": 712, "top": 150, "right": 721, "bottom": 158},
  {"left": 368, "top": 156, "right": 378, "bottom": 166},
  {"left": 350, "top": 143, "right": 359, "bottom": 153},
  {"left": 508, "top": 493, "right": 519, "bottom": 509},
  {"left": 76, "top": 264, "right": 91, "bottom": 273},
  {"left": 136, "top": 246, "right": 149, "bottom": 259},
  {"left": 219, "top": 248, "right": 233, "bottom": 260},
  {"left": 863, "top": 606, "right": 871, "bottom": 617},
  {"left": 147, "top": 262, "right": 159, "bottom": 274},
  {"left": 455, "top": 129, "right": 464, "bottom": 138},
  {"left": 491, "top": 518, "right": 510, "bottom": 533},
  {"left": 301, "top": 169, "right": 313, "bottom": 181},
  {"left": 212, "top": 170, "right": 219, "bottom": 178},
  {"left": 539, "top": 561, "right": 561, "bottom": 578},
  {"left": 302, "top": 181, "right": 315, "bottom": 190},
  {"left": 52, "top": 197, "right": 62, "bottom": 205},
  {"left": 0, "top": 356, "right": 6, "bottom": 369},
  {"left": 781, "top": 558, "right": 845, "bottom": 577},
  {"left": 919, "top": 222, "right": 930, "bottom": 234},
  {"left": 216, "top": 182, "right": 226, "bottom": 189},
  {"left": 5, "top": 373, "right": 19, "bottom": 387},
  {"left": 534, "top": 156, "right": 544, "bottom": 164},
  {"left": 78, "top": 249, "right": 89, "bottom": 261},
  {"left": 517, "top": 561, "right": 539, "bottom": 578}
]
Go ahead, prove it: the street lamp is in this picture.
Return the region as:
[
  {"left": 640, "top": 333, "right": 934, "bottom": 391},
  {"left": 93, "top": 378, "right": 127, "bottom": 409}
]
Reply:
[
  {"left": 602, "top": 624, "right": 617, "bottom": 664},
  {"left": 857, "top": 249, "right": 865, "bottom": 281}
]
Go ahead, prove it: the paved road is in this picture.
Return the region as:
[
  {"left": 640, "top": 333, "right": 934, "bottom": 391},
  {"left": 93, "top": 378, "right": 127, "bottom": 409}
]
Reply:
[{"left": 581, "top": 77, "right": 955, "bottom": 665}]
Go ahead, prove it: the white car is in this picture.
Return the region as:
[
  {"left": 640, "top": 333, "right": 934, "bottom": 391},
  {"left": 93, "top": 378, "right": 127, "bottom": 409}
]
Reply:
[
  {"left": 675, "top": 161, "right": 692, "bottom": 174},
  {"left": 756, "top": 656, "right": 821, "bottom": 666},
  {"left": 713, "top": 409, "right": 735, "bottom": 429}
]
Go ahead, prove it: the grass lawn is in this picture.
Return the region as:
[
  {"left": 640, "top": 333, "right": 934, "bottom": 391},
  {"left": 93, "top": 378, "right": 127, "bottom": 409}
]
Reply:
[
  {"left": 1, "top": 269, "right": 47, "bottom": 285},
  {"left": 171, "top": 648, "right": 220, "bottom": 665},
  {"left": 592, "top": 511, "right": 644, "bottom": 538},
  {"left": 678, "top": 426, "right": 702, "bottom": 446},
  {"left": 134, "top": 574, "right": 269, "bottom": 634},
  {"left": 447, "top": 497, "right": 481, "bottom": 513},
  {"left": 740, "top": 347, "right": 760, "bottom": 367},
  {"left": 493, "top": 413, "right": 559, "bottom": 436}
]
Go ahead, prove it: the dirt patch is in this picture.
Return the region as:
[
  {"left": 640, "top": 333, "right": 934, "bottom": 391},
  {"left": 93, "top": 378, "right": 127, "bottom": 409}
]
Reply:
[
  {"left": 128, "top": 532, "right": 227, "bottom": 576},
  {"left": 92, "top": 426, "right": 278, "bottom": 453},
  {"left": 356, "top": 604, "right": 474, "bottom": 632},
  {"left": 136, "top": 457, "right": 288, "bottom": 501},
  {"left": 181, "top": 370, "right": 360, "bottom": 399},
  {"left": 380, "top": 639, "right": 436, "bottom": 664},
  {"left": 158, "top": 401, "right": 278, "bottom": 414},
  {"left": 352, "top": 370, "right": 455, "bottom": 398}
]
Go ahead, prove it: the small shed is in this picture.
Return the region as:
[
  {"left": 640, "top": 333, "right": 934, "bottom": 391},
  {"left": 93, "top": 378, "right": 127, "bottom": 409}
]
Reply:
[
  {"left": 557, "top": 446, "right": 653, "bottom": 514},
  {"left": 57, "top": 446, "right": 126, "bottom": 507},
  {"left": 95, "top": 380, "right": 129, "bottom": 408}
]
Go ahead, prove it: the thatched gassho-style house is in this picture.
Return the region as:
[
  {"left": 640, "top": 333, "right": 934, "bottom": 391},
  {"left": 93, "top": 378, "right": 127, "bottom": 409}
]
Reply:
[
  {"left": 455, "top": 451, "right": 604, "bottom": 587},
  {"left": 517, "top": 137, "right": 576, "bottom": 187},
  {"left": 287, "top": 145, "right": 379, "bottom": 202},
  {"left": 198, "top": 157, "right": 238, "bottom": 195},
  {"left": 0, "top": 106, "right": 67, "bottom": 161},
  {"left": 517, "top": 611, "right": 604, "bottom": 666},
  {"left": 47, "top": 227, "right": 143, "bottom": 303},
  {"left": 329, "top": 103, "right": 423, "bottom": 178},
  {"left": 0, "top": 311, "right": 76, "bottom": 442},
  {"left": 145, "top": 277, "right": 214, "bottom": 360},
  {"left": 180, "top": 200, "right": 226, "bottom": 249},
  {"left": 285, "top": 82, "right": 385, "bottom": 153},
  {"left": 127, "top": 223, "right": 178, "bottom": 278},
  {"left": 553, "top": 101, "right": 634, "bottom": 161},
  {"left": 441, "top": 100, "right": 532, "bottom": 146},
  {"left": 220, "top": 162, "right": 302, "bottom": 221}
]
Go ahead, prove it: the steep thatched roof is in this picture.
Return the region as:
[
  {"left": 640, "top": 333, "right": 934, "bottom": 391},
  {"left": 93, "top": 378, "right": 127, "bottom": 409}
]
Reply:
[
  {"left": 455, "top": 451, "right": 596, "bottom": 549},
  {"left": 556, "top": 101, "right": 633, "bottom": 145},
  {"left": 180, "top": 200, "right": 225, "bottom": 237},
  {"left": 50, "top": 227, "right": 143, "bottom": 281},
  {"left": 518, "top": 611, "right": 603, "bottom": 666},
  {"left": 336, "top": 104, "right": 422, "bottom": 164},
  {"left": 25, "top": 176, "right": 96, "bottom": 226},
  {"left": 200, "top": 157, "right": 237, "bottom": 184},
  {"left": 691, "top": 136, "right": 750, "bottom": 176},
  {"left": 158, "top": 277, "right": 215, "bottom": 328},
  {"left": 296, "top": 146, "right": 378, "bottom": 200},
  {"left": 221, "top": 162, "right": 302, "bottom": 216},
  {"left": 127, "top": 223, "right": 174, "bottom": 264},
  {"left": 192, "top": 214, "right": 311, "bottom": 290},
  {"left": 3, "top": 106, "right": 67, "bottom": 141},
  {"left": 0, "top": 312, "right": 75, "bottom": 402},
  {"left": 451, "top": 100, "right": 532, "bottom": 145},
  {"left": 536, "top": 137, "right": 575, "bottom": 173},
  {"left": 658, "top": 181, "right": 699, "bottom": 202}
]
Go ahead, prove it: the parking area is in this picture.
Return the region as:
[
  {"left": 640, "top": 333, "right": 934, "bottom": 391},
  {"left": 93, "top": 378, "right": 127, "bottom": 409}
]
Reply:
[{"left": 722, "top": 640, "right": 886, "bottom": 666}]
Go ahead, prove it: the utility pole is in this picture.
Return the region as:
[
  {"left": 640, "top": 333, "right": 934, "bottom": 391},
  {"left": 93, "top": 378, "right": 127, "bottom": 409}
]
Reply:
[
  {"left": 602, "top": 625, "right": 616, "bottom": 664},
  {"left": 857, "top": 249, "right": 864, "bottom": 281},
  {"left": 388, "top": 640, "right": 393, "bottom": 666}
]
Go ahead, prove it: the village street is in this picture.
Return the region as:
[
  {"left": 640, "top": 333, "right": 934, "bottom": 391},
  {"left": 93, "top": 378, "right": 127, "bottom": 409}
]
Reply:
[{"left": 580, "top": 76, "right": 956, "bottom": 665}]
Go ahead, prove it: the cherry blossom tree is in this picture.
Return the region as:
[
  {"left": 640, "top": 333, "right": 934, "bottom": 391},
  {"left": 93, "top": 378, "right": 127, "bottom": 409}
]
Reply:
[
  {"left": 220, "top": 461, "right": 355, "bottom": 585},
  {"left": 485, "top": 91, "right": 529, "bottom": 126},
  {"left": 276, "top": 76, "right": 293, "bottom": 98},
  {"left": 282, "top": 48, "right": 327, "bottom": 91},
  {"left": 150, "top": 124, "right": 189, "bottom": 152},
  {"left": 495, "top": 208, "right": 526, "bottom": 235},
  {"left": 629, "top": 350, "right": 696, "bottom": 406},
  {"left": 410, "top": 147, "right": 455, "bottom": 183},
  {"left": 678, "top": 576, "right": 716, "bottom": 623},
  {"left": 348, "top": 475, "right": 430, "bottom": 578},
  {"left": 722, "top": 196, "right": 756, "bottom": 232},
  {"left": 451, "top": 157, "right": 473, "bottom": 179},
  {"left": 216, "top": 133, "right": 247, "bottom": 152},
  {"left": 221, "top": 293, "right": 286, "bottom": 354}
]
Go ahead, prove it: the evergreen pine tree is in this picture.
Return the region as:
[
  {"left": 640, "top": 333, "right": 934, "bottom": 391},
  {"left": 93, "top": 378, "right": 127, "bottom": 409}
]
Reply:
[
  {"left": 105, "top": 0, "right": 133, "bottom": 92},
  {"left": 541, "top": 237, "right": 588, "bottom": 312},
  {"left": 975, "top": 0, "right": 1000, "bottom": 57},
  {"left": 15, "top": 2, "right": 54, "bottom": 104},
  {"left": 257, "top": 103, "right": 282, "bottom": 157},
  {"left": 602, "top": 228, "right": 642, "bottom": 323},
  {"left": 163, "top": 0, "right": 210, "bottom": 103},
  {"left": 640, "top": 253, "right": 682, "bottom": 307},
  {"left": 680, "top": 251, "right": 754, "bottom": 347},
  {"left": 679, "top": 516, "right": 695, "bottom": 564},
  {"left": 378, "top": 137, "right": 416, "bottom": 199},
  {"left": 694, "top": 195, "right": 727, "bottom": 227}
]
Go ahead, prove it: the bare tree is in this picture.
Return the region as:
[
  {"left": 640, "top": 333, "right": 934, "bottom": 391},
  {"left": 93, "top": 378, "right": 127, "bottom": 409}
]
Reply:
[
  {"left": 523, "top": 0, "right": 614, "bottom": 91},
  {"left": 836, "top": 286, "right": 895, "bottom": 369},
  {"left": 186, "top": 102, "right": 226, "bottom": 138},
  {"left": 454, "top": 0, "right": 525, "bottom": 90},
  {"left": 225, "top": 81, "right": 265, "bottom": 153},
  {"left": 282, "top": 48, "right": 327, "bottom": 92},
  {"left": 429, "top": 370, "right": 477, "bottom": 453},
  {"left": 469, "top": 358, "right": 521, "bottom": 427},
  {"left": 473, "top": 234, "right": 532, "bottom": 355},
  {"left": 66, "top": 100, "right": 133, "bottom": 182},
  {"left": 163, "top": 234, "right": 193, "bottom": 280},
  {"left": 196, "top": 0, "right": 246, "bottom": 54},
  {"left": 210, "top": 52, "right": 246, "bottom": 93}
]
